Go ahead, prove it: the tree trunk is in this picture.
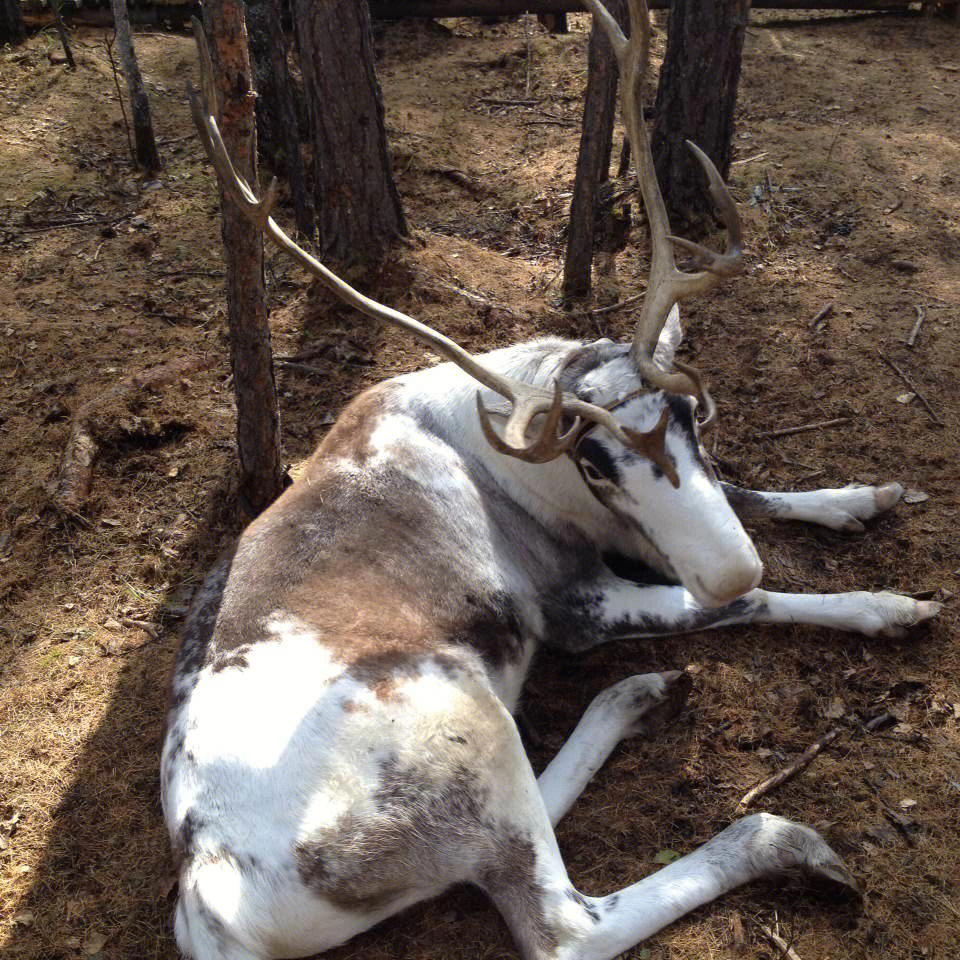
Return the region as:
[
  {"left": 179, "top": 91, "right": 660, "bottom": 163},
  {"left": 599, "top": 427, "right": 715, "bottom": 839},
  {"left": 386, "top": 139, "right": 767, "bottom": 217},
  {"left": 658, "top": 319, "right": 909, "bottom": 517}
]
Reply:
[
  {"left": 201, "top": 2, "right": 285, "bottom": 516},
  {"left": 652, "top": 0, "right": 749, "bottom": 227},
  {"left": 562, "top": 0, "right": 625, "bottom": 300},
  {"left": 109, "top": 0, "right": 160, "bottom": 170},
  {"left": 292, "top": 0, "right": 406, "bottom": 262},
  {"left": 0, "top": 0, "right": 27, "bottom": 45},
  {"left": 245, "top": 0, "right": 314, "bottom": 237}
]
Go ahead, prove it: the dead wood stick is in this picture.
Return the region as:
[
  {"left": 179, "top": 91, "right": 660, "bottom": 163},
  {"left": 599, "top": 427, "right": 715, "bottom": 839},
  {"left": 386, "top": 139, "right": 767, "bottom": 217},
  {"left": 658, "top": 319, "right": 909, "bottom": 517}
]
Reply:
[
  {"left": 876, "top": 348, "right": 944, "bottom": 426},
  {"left": 478, "top": 97, "right": 540, "bottom": 107},
  {"left": 756, "top": 417, "right": 851, "bottom": 440},
  {"left": 864, "top": 710, "right": 896, "bottom": 732},
  {"left": 738, "top": 727, "right": 841, "bottom": 809},
  {"left": 807, "top": 302, "right": 833, "bottom": 331},
  {"left": 759, "top": 924, "right": 804, "bottom": 960},
  {"left": 588, "top": 293, "right": 645, "bottom": 317},
  {"left": 440, "top": 280, "right": 521, "bottom": 318},
  {"left": 427, "top": 167, "right": 486, "bottom": 195},
  {"left": 522, "top": 116, "right": 578, "bottom": 127},
  {"left": 48, "top": 355, "right": 216, "bottom": 515},
  {"left": 274, "top": 360, "right": 329, "bottom": 378},
  {"left": 906, "top": 304, "right": 924, "bottom": 348}
]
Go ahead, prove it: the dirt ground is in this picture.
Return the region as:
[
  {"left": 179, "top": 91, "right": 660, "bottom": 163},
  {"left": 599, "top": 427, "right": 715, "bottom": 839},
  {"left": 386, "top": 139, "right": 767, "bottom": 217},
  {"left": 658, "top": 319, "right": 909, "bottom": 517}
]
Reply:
[{"left": 1, "top": 8, "right": 959, "bottom": 960}]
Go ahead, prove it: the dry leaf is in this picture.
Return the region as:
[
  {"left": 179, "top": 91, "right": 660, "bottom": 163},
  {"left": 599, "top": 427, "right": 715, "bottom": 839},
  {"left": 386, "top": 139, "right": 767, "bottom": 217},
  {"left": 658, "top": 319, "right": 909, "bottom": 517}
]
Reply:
[
  {"left": 824, "top": 696, "right": 845, "bottom": 720},
  {"left": 902, "top": 489, "right": 930, "bottom": 504},
  {"left": 899, "top": 798, "right": 918, "bottom": 810},
  {"left": 82, "top": 931, "right": 107, "bottom": 955}
]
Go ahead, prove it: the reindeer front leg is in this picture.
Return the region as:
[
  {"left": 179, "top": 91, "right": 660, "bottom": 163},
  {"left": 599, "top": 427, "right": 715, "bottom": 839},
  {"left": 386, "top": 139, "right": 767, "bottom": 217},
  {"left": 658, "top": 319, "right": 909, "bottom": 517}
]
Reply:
[
  {"left": 544, "top": 571, "right": 940, "bottom": 649},
  {"left": 721, "top": 481, "right": 904, "bottom": 532}
]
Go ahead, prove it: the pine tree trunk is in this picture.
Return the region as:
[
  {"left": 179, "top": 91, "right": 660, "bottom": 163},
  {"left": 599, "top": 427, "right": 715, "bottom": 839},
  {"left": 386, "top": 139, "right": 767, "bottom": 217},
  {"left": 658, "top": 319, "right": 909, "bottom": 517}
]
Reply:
[
  {"left": 292, "top": 0, "right": 406, "bottom": 262},
  {"left": 651, "top": 0, "right": 749, "bottom": 226},
  {"left": 245, "top": 0, "right": 314, "bottom": 237},
  {"left": 0, "top": 0, "right": 27, "bottom": 45},
  {"left": 200, "top": 2, "right": 285, "bottom": 516},
  {"left": 562, "top": 0, "right": 625, "bottom": 300},
  {"left": 109, "top": 0, "right": 160, "bottom": 170}
]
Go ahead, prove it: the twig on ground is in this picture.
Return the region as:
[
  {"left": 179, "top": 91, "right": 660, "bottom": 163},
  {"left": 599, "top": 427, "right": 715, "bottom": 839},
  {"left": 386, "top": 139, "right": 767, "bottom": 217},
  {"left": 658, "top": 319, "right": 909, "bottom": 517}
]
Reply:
[
  {"left": 522, "top": 116, "right": 578, "bottom": 127},
  {"left": 440, "top": 280, "right": 521, "bottom": 318},
  {"left": 906, "top": 304, "right": 925, "bottom": 348},
  {"left": 883, "top": 196, "right": 903, "bottom": 215},
  {"left": 730, "top": 151, "right": 768, "bottom": 166},
  {"left": 275, "top": 343, "right": 333, "bottom": 364},
  {"left": 428, "top": 167, "right": 485, "bottom": 196},
  {"left": 478, "top": 97, "right": 539, "bottom": 108},
  {"left": 807, "top": 302, "right": 834, "bottom": 332},
  {"left": 876, "top": 348, "right": 944, "bottom": 426},
  {"left": 864, "top": 710, "right": 896, "bottom": 732},
  {"left": 862, "top": 773, "right": 916, "bottom": 847},
  {"left": 19, "top": 215, "right": 110, "bottom": 233},
  {"left": 120, "top": 617, "right": 159, "bottom": 640},
  {"left": 756, "top": 417, "right": 851, "bottom": 440},
  {"left": 738, "top": 727, "right": 841, "bottom": 809},
  {"left": 274, "top": 360, "right": 328, "bottom": 379},
  {"left": 588, "top": 293, "right": 645, "bottom": 317},
  {"left": 758, "top": 924, "right": 804, "bottom": 960}
]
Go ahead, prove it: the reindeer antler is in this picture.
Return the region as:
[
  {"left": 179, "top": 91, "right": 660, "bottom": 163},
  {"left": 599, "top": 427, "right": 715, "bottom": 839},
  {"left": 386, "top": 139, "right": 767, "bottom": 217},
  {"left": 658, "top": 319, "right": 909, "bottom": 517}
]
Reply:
[
  {"left": 583, "top": 0, "right": 744, "bottom": 431},
  {"left": 187, "top": 18, "right": 677, "bottom": 467}
]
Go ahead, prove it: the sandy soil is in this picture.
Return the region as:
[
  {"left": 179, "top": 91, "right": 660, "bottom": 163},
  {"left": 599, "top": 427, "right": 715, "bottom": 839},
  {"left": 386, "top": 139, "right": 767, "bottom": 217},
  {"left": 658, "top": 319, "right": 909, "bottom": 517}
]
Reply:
[{"left": 1, "top": 9, "right": 958, "bottom": 960}]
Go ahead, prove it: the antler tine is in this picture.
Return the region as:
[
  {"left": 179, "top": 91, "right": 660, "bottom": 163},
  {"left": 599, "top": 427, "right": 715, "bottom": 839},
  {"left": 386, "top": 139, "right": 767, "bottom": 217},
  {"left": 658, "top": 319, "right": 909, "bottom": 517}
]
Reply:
[{"left": 584, "top": 0, "right": 743, "bottom": 429}]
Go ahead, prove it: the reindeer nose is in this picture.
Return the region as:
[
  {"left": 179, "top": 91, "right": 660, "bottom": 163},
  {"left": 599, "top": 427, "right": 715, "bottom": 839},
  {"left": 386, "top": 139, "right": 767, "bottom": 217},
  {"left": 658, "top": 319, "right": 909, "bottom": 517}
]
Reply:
[{"left": 692, "top": 549, "right": 763, "bottom": 609}]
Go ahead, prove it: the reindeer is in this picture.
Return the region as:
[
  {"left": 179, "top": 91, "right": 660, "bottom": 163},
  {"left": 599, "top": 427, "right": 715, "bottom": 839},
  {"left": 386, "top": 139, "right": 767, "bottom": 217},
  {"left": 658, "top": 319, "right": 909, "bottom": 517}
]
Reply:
[{"left": 161, "top": 5, "right": 940, "bottom": 959}]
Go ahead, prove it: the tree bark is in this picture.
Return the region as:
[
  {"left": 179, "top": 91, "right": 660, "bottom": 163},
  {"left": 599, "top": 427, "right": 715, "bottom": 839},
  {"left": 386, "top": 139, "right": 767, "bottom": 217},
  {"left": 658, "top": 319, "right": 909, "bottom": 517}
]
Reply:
[
  {"left": 109, "top": 0, "right": 160, "bottom": 170},
  {"left": 201, "top": 2, "right": 285, "bottom": 516},
  {"left": 562, "top": 0, "right": 625, "bottom": 300},
  {"left": 0, "top": 0, "right": 26, "bottom": 45},
  {"left": 292, "top": 0, "right": 406, "bottom": 262},
  {"left": 651, "top": 0, "right": 749, "bottom": 226},
  {"left": 245, "top": 0, "right": 314, "bottom": 237}
]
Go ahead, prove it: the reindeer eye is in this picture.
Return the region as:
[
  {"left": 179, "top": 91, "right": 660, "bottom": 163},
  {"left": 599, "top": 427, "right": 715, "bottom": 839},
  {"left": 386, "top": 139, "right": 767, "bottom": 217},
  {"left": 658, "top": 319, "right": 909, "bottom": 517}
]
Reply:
[
  {"left": 576, "top": 437, "right": 620, "bottom": 487},
  {"left": 581, "top": 461, "right": 607, "bottom": 484}
]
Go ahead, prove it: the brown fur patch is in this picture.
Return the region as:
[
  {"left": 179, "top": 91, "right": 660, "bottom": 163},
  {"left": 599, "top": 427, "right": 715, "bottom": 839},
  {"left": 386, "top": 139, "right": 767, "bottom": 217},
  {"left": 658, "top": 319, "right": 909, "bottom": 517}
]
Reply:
[{"left": 302, "top": 382, "right": 400, "bottom": 472}]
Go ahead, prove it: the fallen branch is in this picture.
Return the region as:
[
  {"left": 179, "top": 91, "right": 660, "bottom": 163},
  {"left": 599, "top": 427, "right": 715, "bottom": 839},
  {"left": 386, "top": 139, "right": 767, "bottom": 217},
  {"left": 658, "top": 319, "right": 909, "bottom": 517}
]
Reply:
[
  {"left": 522, "top": 116, "right": 579, "bottom": 127},
  {"left": 738, "top": 727, "right": 841, "bottom": 809},
  {"left": 758, "top": 924, "right": 804, "bottom": 960},
  {"left": 756, "top": 417, "right": 851, "bottom": 440},
  {"left": 274, "top": 360, "right": 328, "bottom": 379},
  {"left": 48, "top": 355, "right": 216, "bottom": 515},
  {"left": 876, "top": 348, "right": 944, "bottom": 426},
  {"left": 730, "top": 151, "right": 769, "bottom": 167},
  {"left": 906, "top": 303, "right": 924, "bottom": 348},
  {"left": 478, "top": 97, "right": 540, "bottom": 107},
  {"left": 428, "top": 167, "right": 486, "bottom": 196},
  {"left": 807, "top": 302, "right": 833, "bottom": 332},
  {"left": 588, "top": 293, "right": 645, "bottom": 317},
  {"left": 864, "top": 710, "right": 896, "bottom": 732},
  {"left": 440, "top": 280, "right": 521, "bottom": 318}
]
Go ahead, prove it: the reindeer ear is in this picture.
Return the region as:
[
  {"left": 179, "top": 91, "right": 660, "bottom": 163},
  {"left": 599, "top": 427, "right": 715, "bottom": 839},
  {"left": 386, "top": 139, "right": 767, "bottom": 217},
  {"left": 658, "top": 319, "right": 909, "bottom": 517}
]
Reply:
[{"left": 652, "top": 303, "right": 682, "bottom": 371}]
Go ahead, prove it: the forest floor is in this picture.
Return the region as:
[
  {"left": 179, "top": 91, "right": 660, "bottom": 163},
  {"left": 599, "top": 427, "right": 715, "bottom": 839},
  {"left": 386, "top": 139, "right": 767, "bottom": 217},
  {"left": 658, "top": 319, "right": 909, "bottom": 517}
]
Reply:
[{"left": 1, "top": 9, "right": 959, "bottom": 960}]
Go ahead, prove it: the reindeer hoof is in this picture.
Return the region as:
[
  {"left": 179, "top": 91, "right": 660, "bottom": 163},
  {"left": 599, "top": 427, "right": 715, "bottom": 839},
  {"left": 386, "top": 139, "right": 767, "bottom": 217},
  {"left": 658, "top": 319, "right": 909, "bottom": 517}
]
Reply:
[
  {"left": 741, "top": 814, "right": 862, "bottom": 899},
  {"left": 586, "top": 671, "right": 692, "bottom": 739},
  {"left": 874, "top": 481, "right": 904, "bottom": 513}
]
